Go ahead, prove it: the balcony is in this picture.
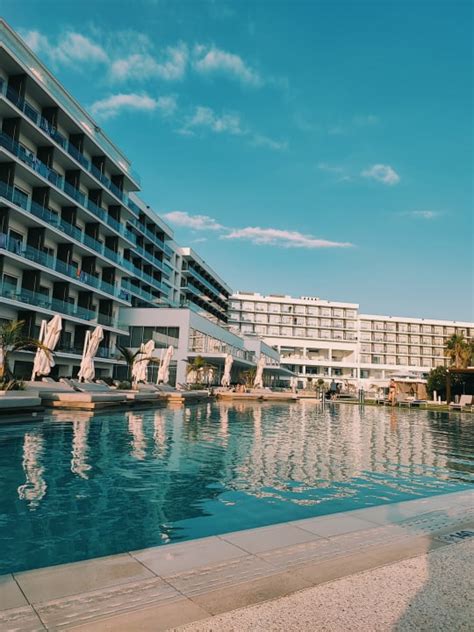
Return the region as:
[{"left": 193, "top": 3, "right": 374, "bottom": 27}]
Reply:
[
  {"left": 0, "top": 283, "right": 127, "bottom": 331},
  {"left": 121, "top": 278, "right": 166, "bottom": 305},
  {"left": 0, "top": 131, "right": 137, "bottom": 245},
  {"left": 0, "top": 233, "right": 129, "bottom": 302},
  {"left": 0, "top": 78, "right": 141, "bottom": 208},
  {"left": 127, "top": 216, "right": 167, "bottom": 253},
  {"left": 0, "top": 180, "right": 138, "bottom": 275},
  {"left": 183, "top": 265, "right": 229, "bottom": 304}
]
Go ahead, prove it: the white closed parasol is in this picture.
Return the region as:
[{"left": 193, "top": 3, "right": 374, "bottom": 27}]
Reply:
[
  {"left": 157, "top": 345, "right": 174, "bottom": 384},
  {"left": 77, "top": 325, "right": 104, "bottom": 382},
  {"left": 221, "top": 353, "right": 233, "bottom": 387},
  {"left": 132, "top": 339, "right": 155, "bottom": 384},
  {"left": 253, "top": 355, "right": 266, "bottom": 389},
  {"left": 31, "top": 315, "right": 62, "bottom": 380}
]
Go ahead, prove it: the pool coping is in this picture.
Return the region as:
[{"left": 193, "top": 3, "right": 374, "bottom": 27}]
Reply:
[{"left": 1, "top": 488, "right": 473, "bottom": 631}]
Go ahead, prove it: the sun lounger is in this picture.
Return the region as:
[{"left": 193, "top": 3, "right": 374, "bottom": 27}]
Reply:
[
  {"left": 449, "top": 395, "right": 473, "bottom": 411},
  {"left": 25, "top": 379, "right": 127, "bottom": 410}
]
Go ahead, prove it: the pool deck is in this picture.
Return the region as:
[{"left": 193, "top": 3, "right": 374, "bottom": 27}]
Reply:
[{"left": 1, "top": 489, "right": 473, "bottom": 631}]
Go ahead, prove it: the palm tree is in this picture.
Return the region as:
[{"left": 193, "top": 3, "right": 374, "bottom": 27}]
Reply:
[
  {"left": 445, "top": 333, "right": 472, "bottom": 369},
  {"left": 0, "top": 320, "right": 50, "bottom": 382},
  {"left": 116, "top": 345, "right": 140, "bottom": 382},
  {"left": 186, "top": 355, "right": 214, "bottom": 384}
]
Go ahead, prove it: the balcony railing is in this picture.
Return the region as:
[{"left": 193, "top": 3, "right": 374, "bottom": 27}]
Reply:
[
  {"left": 0, "top": 233, "right": 130, "bottom": 301},
  {"left": 0, "top": 283, "right": 126, "bottom": 330},
  {"left": 0, "top": 78, "right": 142, "bottom": 208},
  {"left": 0, "top": 131, "right": 137, "bottom": 245},
  {"left": 183, "top": 266, "right": 229, "bottom": 303},
  {"left": 121, "top": 278, "right": 166, "bottom": 304}
]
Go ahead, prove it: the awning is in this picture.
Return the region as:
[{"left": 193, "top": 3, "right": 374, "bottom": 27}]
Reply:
[
  {"left": 187, "top": 352, "right": 255, "bottom": 369},
  {"left": 263, "top": 365, "right": 297, "bottom": 378}
]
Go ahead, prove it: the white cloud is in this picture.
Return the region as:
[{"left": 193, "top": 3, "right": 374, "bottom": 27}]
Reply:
[
  {"left": 317, "top": 162, "right": 345, "bottom": 174},
  {"left": 361, "top": 164, "right": 400, "bottom": 185},
  {"left": 156, "top": 95, "right": 178, "bottom": 116},
  {"left": 193, "top": 45, "right": 261, "bottom": 86},
  {"left": 162, "top": 211, "right": 225, "bottom": 231},
  {"left": 222, "top": 227, "right": 352, "bottom": 249},
  {"left": 162, "top": 211, "right": 352, "bottom": 249},
  {"left": 407, "top": 210, "right": 441, "bottom": 220},
  {"left": 110, "top": 43, "right": 188, "bottom": 81},
  {"left": 183, "top": 106, "right": 244, "bottom": 135},
  {"left": 89, "top": 93, "right": 161, "bottom": 120},
  {"left": 21, "top": 30, "right": 108, "bottom": 66},
  {"left": 251, "top": 134, "right": 288, "bottom": 151}
]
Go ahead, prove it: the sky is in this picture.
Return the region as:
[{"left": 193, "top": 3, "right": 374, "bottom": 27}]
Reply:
[{"left": 4, "top": 0, "right": 473, "bottom": 321}]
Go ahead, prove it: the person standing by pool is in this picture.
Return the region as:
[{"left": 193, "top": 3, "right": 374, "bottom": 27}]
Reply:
[
  {"left": 329, "top": 379, "right": 338, "bottom": 400},
  {"left": 388, "top": 379, "right": 397, "bottom": 406}
]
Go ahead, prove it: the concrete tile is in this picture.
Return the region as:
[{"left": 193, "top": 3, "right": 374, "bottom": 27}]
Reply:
[
  {"left": 60, "top": 597, "right": 209, "bottom": 632},
  {"left": 14, "top": 553, "right": 155, "bottom": 604},
  {"left": 166, "top": 555, "right": 277, "bottom": 597},
  {"left": 192, "top": 570, "right": 312, "bottom": 615},
  {"left": 219, "top": 523, "right": 320, "bottom": 554},
  {"left": 347, "top": 501, "right": 434, "bottom": 525},
  {"left": 293, "top": 549, "right": 381, "bottom": 586},
  {"left": 364, "top": 534, "right": 447, "bottom": 567},
  {"left": 36, "top": 577, "right": 181, "bottom": 630},
  {"left": 293, "top": 514, "right": 379, "bottom": 538},
  {"left": 131, "top": 536, "right": 247, "bottom": 576},
  {"left": 0, "top": 605, "right": 44, "bottom": 632},
  {"left": 0, "top": 574, "right": 28, "bottom": 610}
]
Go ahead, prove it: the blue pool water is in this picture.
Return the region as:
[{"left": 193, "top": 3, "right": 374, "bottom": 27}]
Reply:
[{"left": 0, "top": 401, "right": 473, "bottom": 574}]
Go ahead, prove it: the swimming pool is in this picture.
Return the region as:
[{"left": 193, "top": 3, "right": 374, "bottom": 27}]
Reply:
[{"left": 0, "top": 401, "right": 473, "bottom": 574}]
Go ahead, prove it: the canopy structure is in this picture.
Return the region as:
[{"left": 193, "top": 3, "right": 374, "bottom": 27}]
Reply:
[
  {"left": 77, "top": 326, "right": 104, "bottom": 382},
  {"left": 446, "top": 367, "right": 474, "bottom": 403},
  {"left": 221, "top": 353, "right": 233, "bottom": 387},
  {"left": 132, "top": 339, "right": 155, "bottom": 384},
  {"left": 253, "top": 356, "right": 266, "bottom": 389},
  {"left": 31, "top": 315, "right": 62, "bottom": 380},
  {"left": 157, "top": 345, "right": 174, "bottom": 384}
]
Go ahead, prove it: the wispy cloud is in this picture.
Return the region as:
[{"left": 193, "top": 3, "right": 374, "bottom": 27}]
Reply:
[
  {"left": 193, "top": 45, "right": 261, "bottom": 86},
  {"left": 180, "top": 106, "right": 286, "bottom": 150},
  {"left": 222, "top": 227, "right": 352, "bottom": 249},
  {"left": 90, "top": 93, "right": 171, "bottom": 120},
  {"left": 164, "top": 212, "right": 352, "bottom": 249},
  {"left": 21, "top": 30, "right": 108, "bottom": 67},
  {"left": 161, "top": 211, "right": 225, "bottom": 231},
  {"left": 405, "top": 210, "right": 441, "bottom": 220},
  {"left": 251, "top": 134, "right": 288, "bottom": 151},
  {"left": 110, "top": 43, "right": 188, "bottom": 82},
  {"left": 361, "top": 164, "right": 400, "bottom": 185},
  {"left": 181, "top": 106, "right": 244, "bottom": 136}
]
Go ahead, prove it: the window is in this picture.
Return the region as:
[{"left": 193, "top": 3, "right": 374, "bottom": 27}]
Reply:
[
  {"left": 321, "top": 318, "right": 331, "bottom": 328},
  {"left": 307, "top": 328, "right": 318, "bottom": 338},
  {"left": 360, "top": 321, "right": 371, "bottom": 329},
  {"left": 255, "top": 325, "right": 267, "bottom": 335},
  {"left": 333, "top": 309, "right": 343, "bottom": 318},
  {"left": 333, "top": 319, "right": 343, "bottom": 328},
  {"left": 386, "top": 355, "right": 396, "bottom": 365},
  {"left": 422, "top": 325, "right": 432, "bottom": 333},
  {"left": 307, "top": 318, "right": 319, "bottom": 326},
  {"left": 294, "top": 328, "right": 305, "bottom": 337},
  {"left": 255, "top": 302, "right": 267, "bottom": 312},
  {"left": 307, "top": 306, "right": 319, "bottom": 316},
  {"left": 269, "top": 303, "right": 280, "bottom": 313},
  {"left": 294, "top": 305, "right": 305, "bottom": 314},
  {"left": 269, "top": 315, "right": 281, "bottom": 324},
  {"left": 2, "top": 274, "right": 18, "bottom": 291},
  {"left": 320, "top": 307, "right": 331, "bottom": 317},
  {"left": 398, "top": 323, "right": 408, "bottom": 332},
  {"left": 320, "top": 329, "right": 330, "bottom": 339},
  {"left": 230, "top": 301, "right": 240, "bottom": 309},
  {"left": 268, "top": 326, "right": 280, "bottom": 335},
  {"left": 242, "top": 301, "right": 254, "bottom": 310},
  {"left": 281, "top": 327, "right": 292, "bottom": 336}
]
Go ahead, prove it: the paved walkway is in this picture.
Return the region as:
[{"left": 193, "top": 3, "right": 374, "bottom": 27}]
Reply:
[
  {"left": 178, "top": 538, "right": 474, "bottom": 631},
  {"left": 0, "top": 490, "right": 472, "bottom": 631}
]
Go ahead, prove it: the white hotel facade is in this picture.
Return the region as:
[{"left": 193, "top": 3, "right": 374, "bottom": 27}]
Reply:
[{"left": 228, "top": 293, "right": 474, "bottom": 388}]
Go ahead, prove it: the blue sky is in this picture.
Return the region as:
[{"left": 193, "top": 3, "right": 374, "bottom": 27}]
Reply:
[{"left": 4, "top": 0, "right": 473, "bottom": 320}]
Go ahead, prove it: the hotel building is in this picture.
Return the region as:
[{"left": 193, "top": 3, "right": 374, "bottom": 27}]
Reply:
[
  {"left": 228, "top": 292, "right": 474, "bottom": 388},
  {"left": 0, "top": 20, "right": 239, "bottom": 380}
]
